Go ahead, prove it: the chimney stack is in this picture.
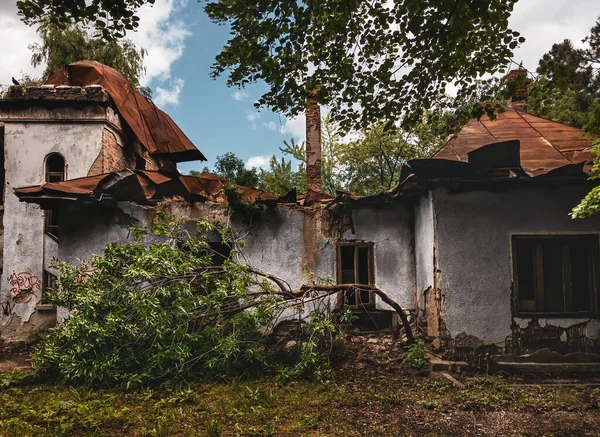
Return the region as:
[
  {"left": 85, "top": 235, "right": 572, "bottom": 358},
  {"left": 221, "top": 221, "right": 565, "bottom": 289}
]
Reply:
[
  {"left": 305, "top": 91, "right": 322, "bottom": 192},
  {"left": 506, "top": 69, "right": 531, "bottom": 112}
]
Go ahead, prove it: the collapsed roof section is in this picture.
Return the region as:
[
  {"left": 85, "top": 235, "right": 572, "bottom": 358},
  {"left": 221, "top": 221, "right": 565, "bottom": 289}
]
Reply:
[
  {"left": 435, "top": 106, "right": 595, "bottom": 176},
  {"left": 44, "top": 61, "right": 205, "bottom": 163},
  {"left": 14, "top": 170, "right": 277, "bottom": 209}
]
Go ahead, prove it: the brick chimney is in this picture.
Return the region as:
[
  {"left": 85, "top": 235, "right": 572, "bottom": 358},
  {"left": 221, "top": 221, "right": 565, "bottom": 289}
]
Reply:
[
  {"left": 506, "top": 69, "right": 531, "bottom": 112},
  {"left": 305, "top": 91, "right": 322, "bottom": 192}
]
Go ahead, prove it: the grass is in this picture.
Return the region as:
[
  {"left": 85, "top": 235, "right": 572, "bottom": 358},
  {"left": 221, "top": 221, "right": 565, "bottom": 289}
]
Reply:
[
  {"left": 0, "top": 368, "right": 598, "bottom": 436},
  {"left": 0, "top": 338, "right": 599, "bottom": 436}
]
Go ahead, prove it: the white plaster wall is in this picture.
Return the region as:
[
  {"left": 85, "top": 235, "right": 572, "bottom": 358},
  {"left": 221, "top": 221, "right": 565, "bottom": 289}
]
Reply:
[
  {"left": 343, "top": 205, "right": 416, "bottom": 310},
  {"left": 1, "top": 122, "right": 104, "bottom": 323},
  {"left": 238, "top": 208, "right": 336, "bottom": 291},
  {"left": 414, "top": 192, "right": 435, "bottom": 302},
  {"left": 434, "top": 184, "right": 600, "bottom": 345},
  {"left": 54, "top": 202, "right": 417, "bottom": 317}
]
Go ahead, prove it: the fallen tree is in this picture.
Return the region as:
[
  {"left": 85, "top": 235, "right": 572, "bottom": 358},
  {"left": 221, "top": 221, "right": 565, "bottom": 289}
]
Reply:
[{"left": 34, "top": 217, "right": 413, "bottom": 387}]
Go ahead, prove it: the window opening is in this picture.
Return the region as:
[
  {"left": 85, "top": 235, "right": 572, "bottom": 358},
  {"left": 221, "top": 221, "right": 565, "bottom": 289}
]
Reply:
[
  {"left": 45, "top": 153, "right": 65, "bottom": 182},
  {"left": 337, "top": 243, "right": 374, "bottom": 308},
  {"left": 513, "top": 235, "right": 599, "bottom": 315},
  {"left": 44, "top": 154, "right": 65, "bottom": 239}
]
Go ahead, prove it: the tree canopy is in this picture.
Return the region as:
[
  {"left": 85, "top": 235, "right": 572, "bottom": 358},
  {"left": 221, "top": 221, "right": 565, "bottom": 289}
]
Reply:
[
  {"left": 17, "top": 0, "right": 152, "bottom": 40},
  {"left": 30, "top": 24, "right": 147, "bottom": 87},
  {"left": 18, "top": 0, "right": 523, "bottom": 131},
  {"left": 525, "top": 16, "right": 600, "bottom": 219}
]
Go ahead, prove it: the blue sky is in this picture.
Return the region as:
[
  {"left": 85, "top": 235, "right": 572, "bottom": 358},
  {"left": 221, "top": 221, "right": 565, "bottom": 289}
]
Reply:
[
  {"left": 1, "top": 0, "right": 599, "bottom": 175},
  {"left": 154, "top": 2, "right": 297, "bottom": 174}
]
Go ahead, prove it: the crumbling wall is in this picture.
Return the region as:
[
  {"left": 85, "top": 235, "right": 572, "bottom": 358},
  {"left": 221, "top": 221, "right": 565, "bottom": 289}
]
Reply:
[
  {"left": 0, "top": 121, "right": 104, "bottom": 333},
  {"left": 342, "top": 205, "right": 416, "bottom": 311},
  {"left": 433, "top": 184, "right": 600, "bottom": 359}
]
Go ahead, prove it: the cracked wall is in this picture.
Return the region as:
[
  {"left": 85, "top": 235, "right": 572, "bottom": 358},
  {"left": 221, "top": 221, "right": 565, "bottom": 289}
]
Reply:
[{"left": 432, "top": 184, "right": 600, "bottom": 358}]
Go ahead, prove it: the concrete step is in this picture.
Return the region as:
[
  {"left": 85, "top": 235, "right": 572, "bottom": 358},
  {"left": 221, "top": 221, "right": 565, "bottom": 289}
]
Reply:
[{"left": 492, "top": 361, "right": 600, "bottom": 374}]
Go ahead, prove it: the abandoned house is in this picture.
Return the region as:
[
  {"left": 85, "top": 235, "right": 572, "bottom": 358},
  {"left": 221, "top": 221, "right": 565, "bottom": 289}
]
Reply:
[{"left": 0, "top": 63, "right": 599, "bottom": 365}]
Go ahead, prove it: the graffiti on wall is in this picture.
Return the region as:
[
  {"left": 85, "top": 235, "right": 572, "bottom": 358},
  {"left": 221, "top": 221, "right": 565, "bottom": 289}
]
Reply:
[{"left": 8, "top": 271, "right": 41, "bottom": 304}]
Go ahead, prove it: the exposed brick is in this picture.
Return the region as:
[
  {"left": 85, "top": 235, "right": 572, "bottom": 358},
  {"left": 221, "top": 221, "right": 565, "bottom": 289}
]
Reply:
[
  {"left": 305, "top": 92, "right": 322, "bottom": 192},
  {"left": 102, "top": 128, "right": 135, "bottom": 172}
]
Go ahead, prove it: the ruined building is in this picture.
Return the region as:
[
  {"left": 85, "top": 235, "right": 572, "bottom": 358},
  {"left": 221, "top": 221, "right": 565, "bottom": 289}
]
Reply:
[{"left": 1, "top": 64, "right": 599, "bottom": 365}]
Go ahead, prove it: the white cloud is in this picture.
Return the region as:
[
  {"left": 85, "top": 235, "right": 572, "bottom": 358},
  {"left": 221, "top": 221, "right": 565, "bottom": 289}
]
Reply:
[
  {"left": 0, "top": 4, "right": 42, "bottom": 85},
  {"left": 264, "top": 121, "right": 277, "bottom": 130},
  {"left": 509, "top": 0, "right": 598, "bottom": 72},
  {"left": 246, "top": 155, "right": 271, "bottom": 170},
  {"left": 0, "top": 0, "right": 191, "bottom": 108},
  {"left": 128, "top": 0, "right": 191, "bottom": 87},
  {"left": 279, "top": 114, "right": 306, "bottom": 141},
  {"left": 232, "top": 90, "right": 249, "bottom": 101},
  {"left": 154, "top": 78, "right": 185, "bottom": 106},
  {"left": 246, "top": 110, "right": 260, "bottom": 122}
]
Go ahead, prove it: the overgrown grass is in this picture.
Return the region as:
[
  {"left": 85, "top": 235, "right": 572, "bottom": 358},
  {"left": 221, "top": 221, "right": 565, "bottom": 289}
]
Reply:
[{"left": 0, "top": 368, "right": 598, "bottom": 436}]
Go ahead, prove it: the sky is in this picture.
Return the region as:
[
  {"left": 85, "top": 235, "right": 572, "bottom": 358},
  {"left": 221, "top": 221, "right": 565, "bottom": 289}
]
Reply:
[{"left": 0, "top": 0, "right": 599, "bottom": 175}]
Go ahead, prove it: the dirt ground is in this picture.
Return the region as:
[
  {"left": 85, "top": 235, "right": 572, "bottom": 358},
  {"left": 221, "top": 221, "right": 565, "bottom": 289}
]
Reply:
[{"left": 0, "top": 335, "right": 598, "bottom": 436}]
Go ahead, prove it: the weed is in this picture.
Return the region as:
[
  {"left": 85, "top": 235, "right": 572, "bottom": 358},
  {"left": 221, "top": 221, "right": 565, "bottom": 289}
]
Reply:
[
  {"left": 206, "top": 418, "right": 221, "bottom": 437},
  {"left": 405, "top": 340, "right": 428, "bottom": 369}
]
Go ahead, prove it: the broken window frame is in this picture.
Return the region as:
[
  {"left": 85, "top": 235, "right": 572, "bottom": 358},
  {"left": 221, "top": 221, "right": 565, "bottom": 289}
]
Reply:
[
  {"left": 336, "top": 242, "right": 375, "bottom": 309},
  {"left": 512, "top": 234, "right": 600, "bottom": 317},
  {"left": 40, "top": 270, "right": 57, "bottom": 306},
  {"left": 44, "top": 153, "right": 65, "bottom": 240}
]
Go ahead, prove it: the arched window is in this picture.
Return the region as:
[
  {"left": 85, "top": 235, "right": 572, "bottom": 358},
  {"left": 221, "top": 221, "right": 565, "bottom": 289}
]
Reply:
[{"left": 45, "top": 153, "right": 65, "bottom": 183}]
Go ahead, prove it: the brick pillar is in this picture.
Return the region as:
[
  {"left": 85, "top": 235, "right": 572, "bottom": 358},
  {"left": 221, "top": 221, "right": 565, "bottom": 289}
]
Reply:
[
  {"left": 506, "top": 69, "right": 531, "bottom": 112},
  {"left": 305, "top": 92, "right": 322, "bottom": 192}
]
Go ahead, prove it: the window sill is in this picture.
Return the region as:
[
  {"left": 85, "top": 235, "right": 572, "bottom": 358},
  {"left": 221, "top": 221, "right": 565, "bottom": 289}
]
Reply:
[{"left": 44, "top": 232, "right": 59, "bottom": 242}]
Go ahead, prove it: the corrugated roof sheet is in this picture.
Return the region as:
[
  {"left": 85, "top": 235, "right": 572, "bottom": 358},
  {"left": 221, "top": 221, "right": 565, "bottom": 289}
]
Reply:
[
  {"left": 434, "top": 106, "right": 595, "bottom": 176},
  {"left": 14, "top": 170, "right": 277, "bottom": 207},
  {"left": 45, "top": 61, "right": 205, "bottom": 163}
]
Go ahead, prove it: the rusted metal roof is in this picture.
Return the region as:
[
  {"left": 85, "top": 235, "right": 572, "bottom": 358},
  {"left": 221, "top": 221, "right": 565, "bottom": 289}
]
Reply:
[
  {"left": 45, "top": 61, "right": 205, "bottom": 163},
  {"left": 14, "top": 170, "right": 277, "bottom": 208},
  {"left": 434, "top": 106, "right": 595, "bottom": 176}
]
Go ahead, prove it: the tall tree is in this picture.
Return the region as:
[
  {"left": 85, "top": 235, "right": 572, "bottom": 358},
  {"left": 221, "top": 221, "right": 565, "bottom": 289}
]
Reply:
[
  {"left": 18, "top": 0, "right": 523, "bottom": 131},
  {"left": 341, "top": 112, "right": 450, "bottom": 195},
  {"left": 30, "top": 24, "right": 147, "bottom": 87},
  {"left": 527, "top": 36, "right": 600, "bottom": 128},
  {"left": 258, "top": 156, "right": 306, "bottom": 197},
  {"left": 201, "top": 152, "right": 260, "bottom": 189}
]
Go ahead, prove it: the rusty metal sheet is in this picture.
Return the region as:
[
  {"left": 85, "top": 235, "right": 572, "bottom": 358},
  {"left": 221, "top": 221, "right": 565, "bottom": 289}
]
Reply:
[
  {"left": 45, "top": 61, "right": 205, "bottom": 163},
  {"left": 434, "top": 107, "right": 594, "bottom": 176},
  {"left": 14, "top": 170, "right": 277, "bottom": 206}
]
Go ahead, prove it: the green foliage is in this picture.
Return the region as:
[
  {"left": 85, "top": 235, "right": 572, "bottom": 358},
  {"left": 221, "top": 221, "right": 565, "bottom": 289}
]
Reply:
[
  {"left": 258, "top": 155, "right": 305, "bottom": 197},
  {"left": 404, "top": 340, "right": 428, "bottom": 370},
  {"left": 205, "top": 0, "right": 521, "bottom": 131},
  {"left": 208, "top": 152, "right": 260, "bottom": 189},
  {"left": 260, "top": 113, "right": 448, "bottom": 197},
  {"left": 223, "top": 183, "right": 265, "bottom": 223},
  {"left": 30, "top": 23, "right": 147, "bottom": 87},
  {"left": 18, "top": 0, "right": 521, "bottom": 130},
  {"left": 276, "top": 308, "right": 343, "bottom": 385},
  {"left": 34, "top": 219, "right": 275, "bottom": 387},
  {"left": 341, "top": 113, "right": 450, "bottom": 195},
  {"left": 17, "top": 0, "right": 153, "bottom": 40},
  {"left": 33, "top": 216, "right": 345, "bottom": 387},
  {"left": 535, "top": 16, "right": 600, "bottom": 218}
]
